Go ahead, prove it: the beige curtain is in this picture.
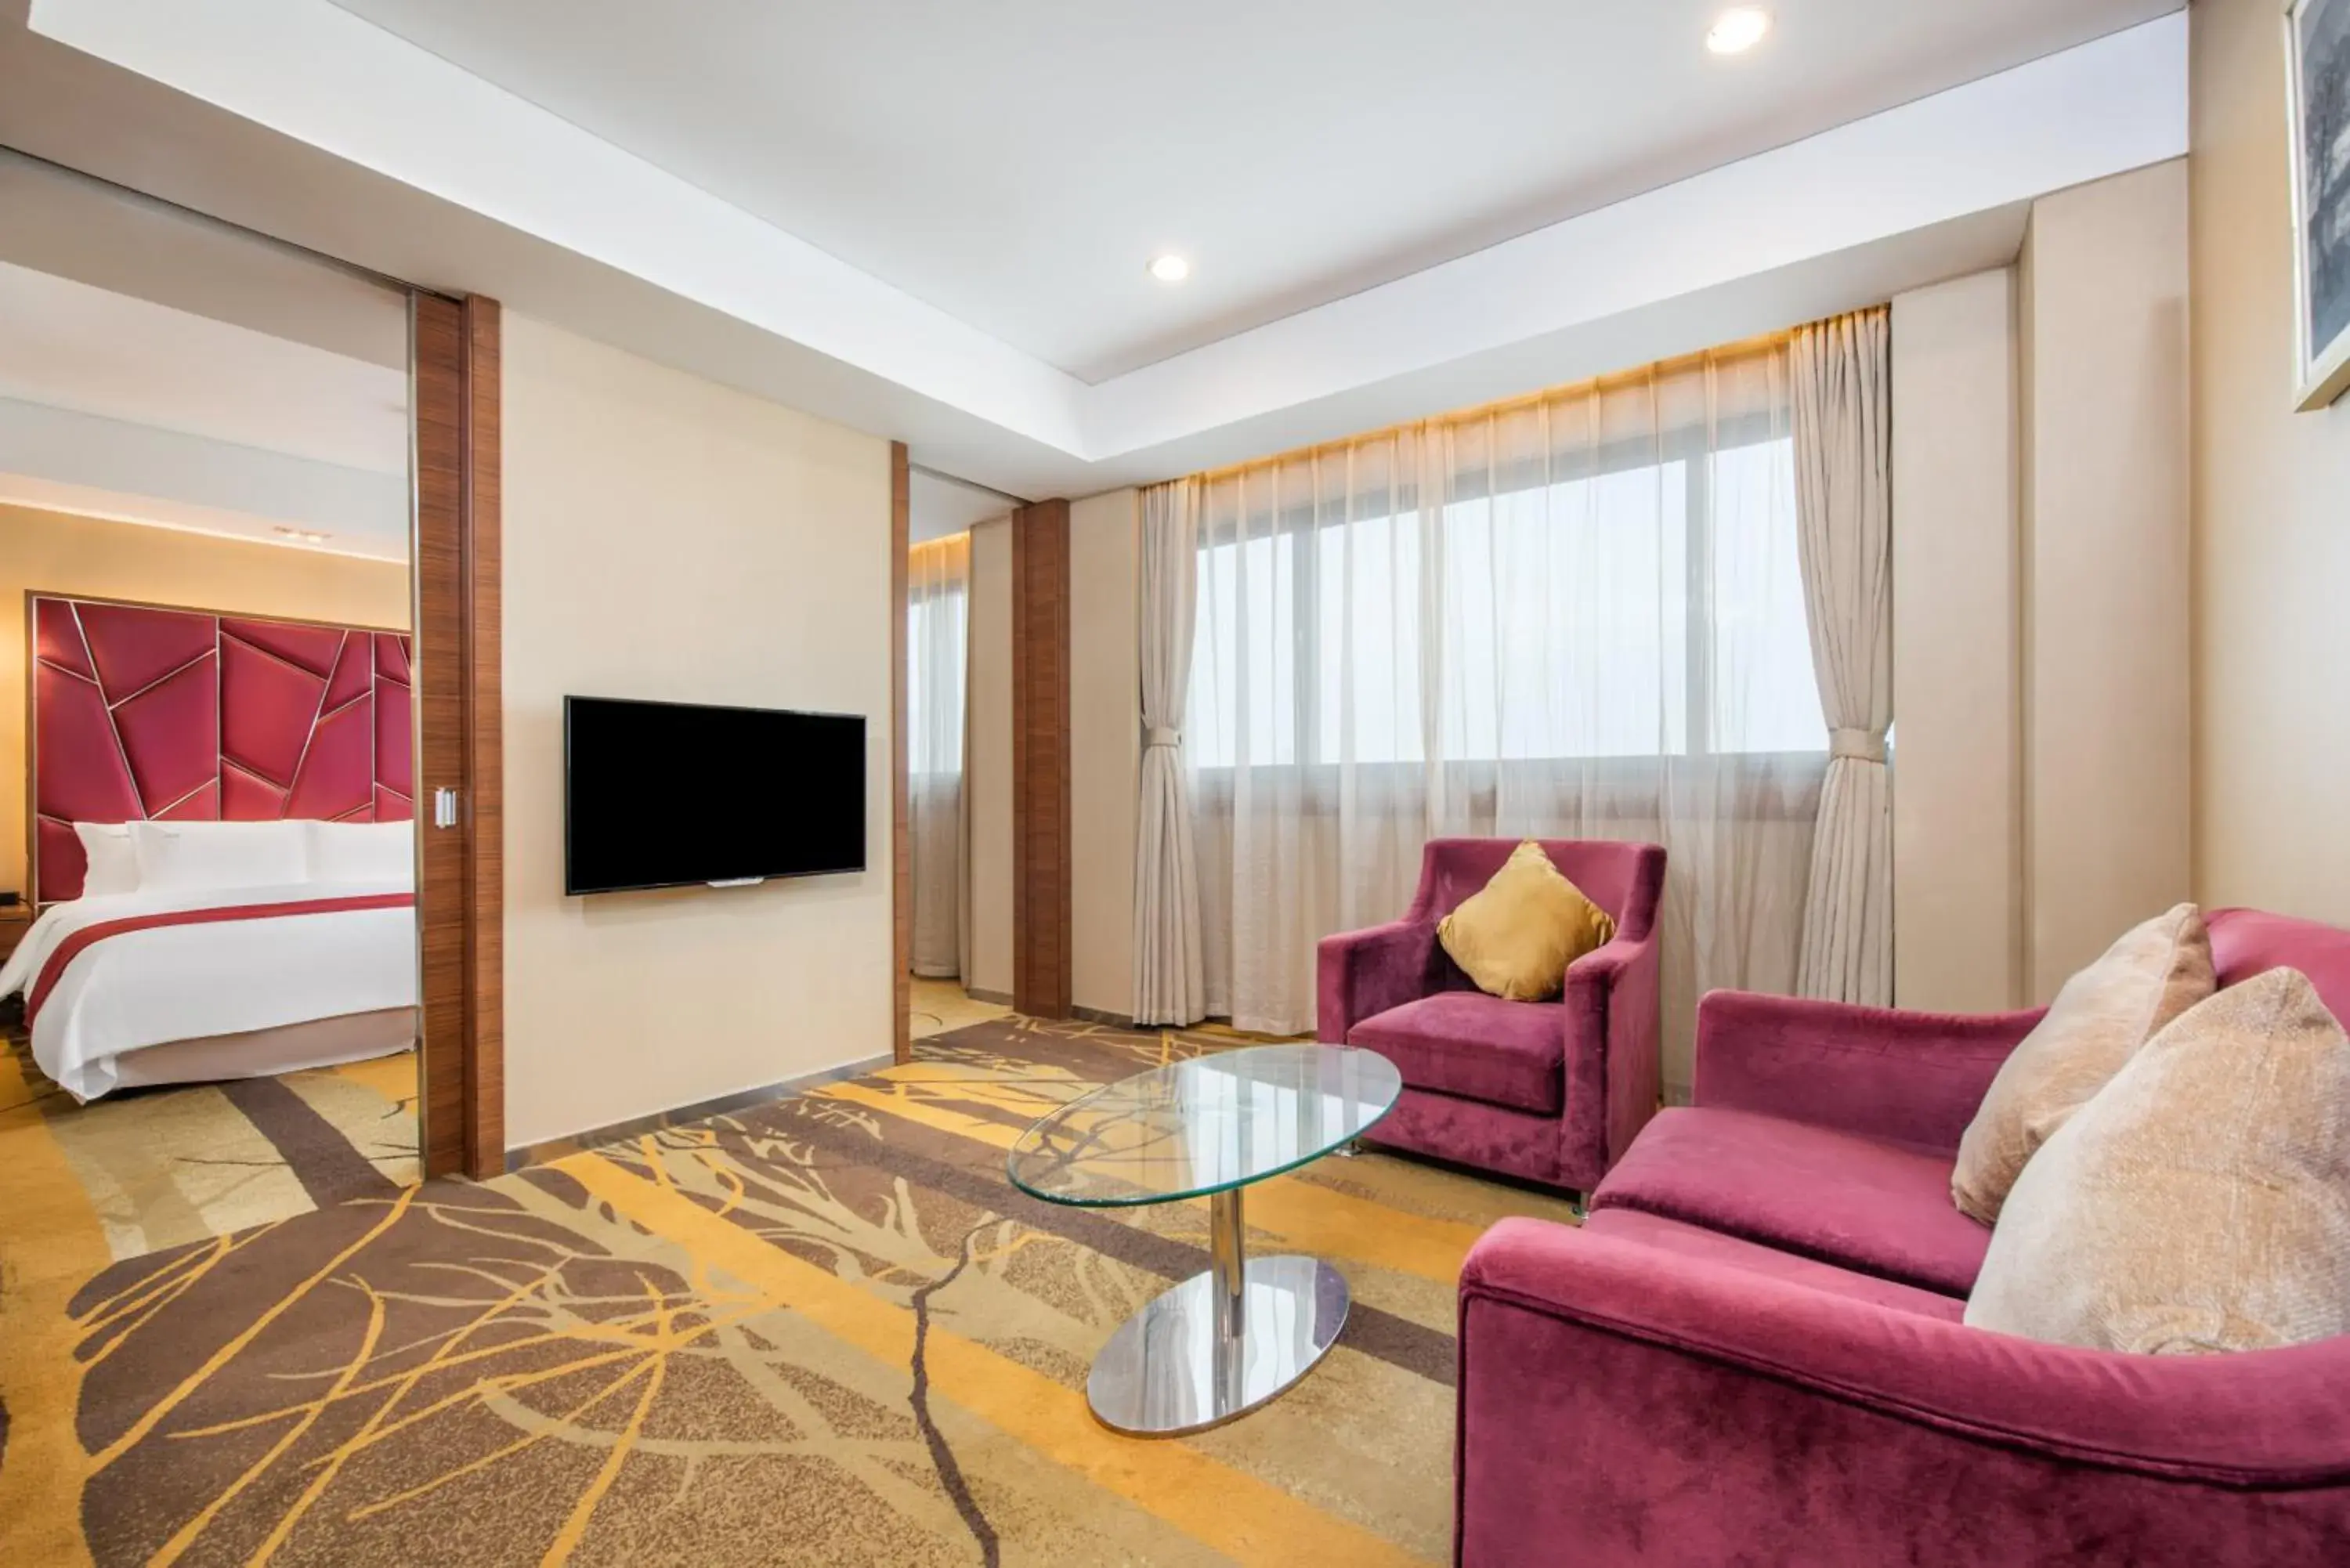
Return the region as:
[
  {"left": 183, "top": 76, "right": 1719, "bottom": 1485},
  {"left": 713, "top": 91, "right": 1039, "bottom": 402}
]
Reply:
[
  {"left": 1790, "top": 308, "right": 1894, "bottom": 1004},
  {"left": 1175, "top": 340, "right": 1825, "bottom": 1096},
  {"left": 907, "top": 534, "right": 970, "bottom": 979},
  {"left": 1133, "top": 479, "right": 1208, "bottom": 1025}
]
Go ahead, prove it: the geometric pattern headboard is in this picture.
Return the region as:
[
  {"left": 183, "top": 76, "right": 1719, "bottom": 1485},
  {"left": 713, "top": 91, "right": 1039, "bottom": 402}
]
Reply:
[{"left": 30, "top": 594, "right": 413, "bottom": 905}]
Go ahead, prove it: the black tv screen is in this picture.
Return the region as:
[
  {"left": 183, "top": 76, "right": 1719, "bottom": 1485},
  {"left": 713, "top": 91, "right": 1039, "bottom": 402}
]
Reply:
[{"left": 565, "top": 696, "right": 866, "bottom": 895}]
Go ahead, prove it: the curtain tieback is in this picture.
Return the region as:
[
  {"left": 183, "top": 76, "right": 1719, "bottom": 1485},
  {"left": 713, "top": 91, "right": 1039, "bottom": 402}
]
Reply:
[
  {"left": 1829, "top": 728, "right": 1888, "bottom": 764},
  {"left": 1144, "top": 726, "right": 1182, "bottom": 750}
]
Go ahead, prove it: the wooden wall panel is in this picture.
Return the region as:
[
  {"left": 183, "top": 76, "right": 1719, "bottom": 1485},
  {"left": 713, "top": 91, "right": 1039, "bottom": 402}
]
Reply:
[
  {"left": 891, "top": 443, "right": 912, "bottom": 1064},
  {"left": 1010, "top": 498, "right": 1072, "bottom": 1019},
  {"left": 460, "top": 298, "right": 504, "bottom": 1172},
  {"left": 412, "top": 294, "right": 466, "bottom": 1178},
  {"left": 413, "top": 291, "right": 504, "bottom": 1180}
]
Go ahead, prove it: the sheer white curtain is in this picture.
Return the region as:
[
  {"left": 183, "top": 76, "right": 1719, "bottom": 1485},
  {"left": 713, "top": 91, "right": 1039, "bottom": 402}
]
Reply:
[
  {"left": 1182, "top": 340, "right": 1825, "bottom": 1097},
  {"left": 907, "top": 534, "right": 970, "bottom": 979}
]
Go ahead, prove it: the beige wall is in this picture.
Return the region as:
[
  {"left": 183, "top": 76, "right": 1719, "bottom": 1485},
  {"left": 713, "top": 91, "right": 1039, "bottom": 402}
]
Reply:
[
  {"left": 1887, "top": 166, "right": 2194, "bottom": 1009},
  {"left": 1, "top": 502, "right": 410, "bottom": 898},
  {"left": 1068, "top": 489, "right": 1141, "bottom": 1020},
  {"left": 2019, "top": 160, "right": 2193, "bottom": 998},
  {"left": 501, "top": 315, "right": 892, "bottom": 1148},
  {"left": 964, "top": 514, "right": 1014, "bottom": 999},
  {"left": 1889, "top": 269, "right": 2026, "bottom": 1012},
  {"left": 2189, "top": 0, "right": 2350, "bottom": 923}
]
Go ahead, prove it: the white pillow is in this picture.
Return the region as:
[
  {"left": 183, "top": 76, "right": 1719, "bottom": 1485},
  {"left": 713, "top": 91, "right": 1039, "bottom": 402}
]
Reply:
[
  {"left": 306, "top": 820, "right": 414, "bottom": 884},
  {"left": 74, "top": 822, "right": 140, "bottom": 897},
  {"left": 129, "top": 820, "right": 309, "bottom": 893}
]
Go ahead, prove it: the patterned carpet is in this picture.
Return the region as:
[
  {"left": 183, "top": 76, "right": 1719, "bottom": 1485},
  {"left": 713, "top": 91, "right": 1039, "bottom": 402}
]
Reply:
[
  {"left": 0, "top": 1016, "right": 1578, "bottom": 1566},
  {"left": 1, "top": 1011, "right": 420, "bottom": 1259}
]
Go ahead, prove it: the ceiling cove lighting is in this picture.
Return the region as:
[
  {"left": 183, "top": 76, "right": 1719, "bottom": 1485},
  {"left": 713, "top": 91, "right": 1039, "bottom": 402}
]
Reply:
[
  {"left": 1707, "top": 8, "right": 1771, "bottom": 55},
  {"left": 1148, "top": 254, "right": 1192, "bottom": 284}
]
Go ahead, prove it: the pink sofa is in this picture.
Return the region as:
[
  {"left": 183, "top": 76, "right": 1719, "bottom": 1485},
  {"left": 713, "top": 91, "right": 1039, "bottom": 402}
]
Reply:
[
  {"left": 1455, "top": 909, "right": 2350, "bottom": 1566},
  {"left": 1317, "top": 837, "right": 1666, "bottom": 1197}
]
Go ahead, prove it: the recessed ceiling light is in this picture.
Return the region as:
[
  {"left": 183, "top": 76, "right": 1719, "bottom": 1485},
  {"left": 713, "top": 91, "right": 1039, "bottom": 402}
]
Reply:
[
  {"left": 273, "top": 525, "right": 334, "bottom": 544},
  {"left": 1707, "top": 8, "right": 1770, "bottom": 55},
  {"left": 1148, "top": 254, "right": 1191, "bottom": 285}
]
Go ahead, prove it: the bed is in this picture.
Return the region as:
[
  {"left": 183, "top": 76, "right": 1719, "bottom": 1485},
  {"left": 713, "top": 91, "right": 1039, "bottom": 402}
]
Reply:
[
  {"left": 13, "top": 594, "right": 421, "bottom": 1100},
  {"left": 0, "top": 873, "right": 418, "bottom": 1102}
]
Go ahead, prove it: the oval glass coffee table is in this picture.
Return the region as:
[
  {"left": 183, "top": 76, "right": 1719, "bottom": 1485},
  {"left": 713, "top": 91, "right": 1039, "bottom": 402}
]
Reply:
[{"left": 1007, "top": 1042, "right": 1401, "bottom": 1437}]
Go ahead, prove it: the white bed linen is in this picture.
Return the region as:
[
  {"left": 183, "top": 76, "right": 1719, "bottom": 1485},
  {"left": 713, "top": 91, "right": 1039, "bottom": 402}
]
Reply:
[{"left": 0, "top": 878, "right": 416, "bottom": 1102}]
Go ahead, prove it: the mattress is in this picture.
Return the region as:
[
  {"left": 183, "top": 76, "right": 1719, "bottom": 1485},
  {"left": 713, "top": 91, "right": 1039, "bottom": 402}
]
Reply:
[{"left": 0, "top": 879, "right": 418, "bottom": 1101}]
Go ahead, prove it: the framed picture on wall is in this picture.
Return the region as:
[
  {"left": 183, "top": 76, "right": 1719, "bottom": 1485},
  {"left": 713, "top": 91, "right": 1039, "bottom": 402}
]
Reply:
[{"left": 2289, "top": 0, "right": 2350, "bottom": 409}]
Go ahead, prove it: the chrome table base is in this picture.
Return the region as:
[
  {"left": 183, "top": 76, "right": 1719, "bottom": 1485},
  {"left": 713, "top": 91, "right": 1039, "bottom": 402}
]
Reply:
[{"left": 1085, "top": 1187, "right": 1350, "bottom": 1437}]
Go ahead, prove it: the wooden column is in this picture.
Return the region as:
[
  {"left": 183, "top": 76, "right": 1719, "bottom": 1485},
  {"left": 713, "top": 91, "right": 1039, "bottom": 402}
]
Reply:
[
  {"left": 1011, "top": 498, "right": 1072, "bottom": 1019},
  {"left": 891, "top": 443, "right": 913, "bottom": 1063},
  {"left": 413, "top": 292, "right": 504, "bottom": 1179}
]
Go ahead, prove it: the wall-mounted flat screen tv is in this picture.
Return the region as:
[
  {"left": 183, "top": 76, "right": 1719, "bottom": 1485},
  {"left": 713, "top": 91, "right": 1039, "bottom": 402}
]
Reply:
[{"left": 565, "top": 695, "right": 866, "bottom": 895}]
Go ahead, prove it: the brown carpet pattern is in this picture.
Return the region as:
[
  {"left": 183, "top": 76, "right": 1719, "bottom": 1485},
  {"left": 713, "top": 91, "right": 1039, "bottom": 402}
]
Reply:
[
  {"left": 0, "top": 1016, "right": 1578, "bottom": 1566},
  {"left": 2, "top": 1006, "right": 419, "bottom": 1259}
]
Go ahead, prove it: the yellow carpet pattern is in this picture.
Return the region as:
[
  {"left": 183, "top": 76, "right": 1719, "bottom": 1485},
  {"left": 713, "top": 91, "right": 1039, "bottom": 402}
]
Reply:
[
  {"left": 2, "top": 1019, "right": 419, "bottom": 1260},
  {"left": 909, "top": 977, "right": 1013, "bottom": 1040},
  {"left": 0, "top": 1017, "right": 1576, "bottom": 1566}
]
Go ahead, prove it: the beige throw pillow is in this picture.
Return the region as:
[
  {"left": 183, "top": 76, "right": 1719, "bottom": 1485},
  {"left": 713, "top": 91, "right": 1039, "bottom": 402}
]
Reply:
[
  {"left": 1950, "top": 904, "right": 2212, "bottom": 1224},
  {"left": 1965, "top": 968, "right": 2350, "bottom": 1354},
  {"left": 1437, "top": 841, "right": 1616, "bottom": 1003}
]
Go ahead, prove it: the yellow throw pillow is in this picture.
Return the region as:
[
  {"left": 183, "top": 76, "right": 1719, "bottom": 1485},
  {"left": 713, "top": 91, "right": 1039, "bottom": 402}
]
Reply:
[
  {"left": 1950, "top": 904, "right": 2213, "bottom": 1225},
  {"left": 1437, "top": 840, "right": 1617, "bottom": 1003},
  {"left": 1965, "top": 967, "right": 2350, "bottom": 1354}
]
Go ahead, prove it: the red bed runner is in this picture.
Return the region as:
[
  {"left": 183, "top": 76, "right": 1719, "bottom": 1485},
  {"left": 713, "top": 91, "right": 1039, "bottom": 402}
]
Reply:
[{"left": 24, "top": 894, "right": 415, "bottom": 1025}]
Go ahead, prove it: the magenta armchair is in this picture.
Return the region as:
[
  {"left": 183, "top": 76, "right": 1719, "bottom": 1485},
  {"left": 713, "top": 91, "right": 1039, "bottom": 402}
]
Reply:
[
  {"left": 1316, "top": 837, "right": 1665, "bottom": 1196},
  {"left": 1454, "top": 908, "right": 2350, "bottom": 1566}
]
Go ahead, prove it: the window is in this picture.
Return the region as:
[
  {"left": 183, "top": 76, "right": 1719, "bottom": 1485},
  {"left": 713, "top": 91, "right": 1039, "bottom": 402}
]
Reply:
[
  {"left": 1166, "top": 333, "right": 1850, "bottom": 1054},
  {"left": 905, "top": 535, "right": 970, "bottom": 782},
  {"left": 1187, "top": 429, "right": 1821, "bottom": 771},
  {"left": 906, "top": 532, "right": 971, "bottom": 978},
  {"left": 906, "top": 581, "right": 966, "bottom": 777}
]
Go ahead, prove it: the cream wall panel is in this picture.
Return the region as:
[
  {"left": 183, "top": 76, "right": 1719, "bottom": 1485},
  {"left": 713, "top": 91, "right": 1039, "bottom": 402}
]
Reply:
[
  {"left": 1068, "top": 489, "right": 1140, "bottom": 1020},
  {"left": 2188, "top": 0, "right": 2350, "bottom": 923},
  {"left": 2019, "top": 160, "right": 2192, "bottom": 999},
  {"left": 501, "top": 315, "right": 891, "bottom": 1147},
  {"left": 1890, "top": 269, "right": 2024, "bottom": 1011}
]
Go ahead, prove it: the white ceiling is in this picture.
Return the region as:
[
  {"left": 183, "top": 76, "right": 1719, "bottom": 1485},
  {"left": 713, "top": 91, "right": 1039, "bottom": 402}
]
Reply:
[
  {"left": 323, "top": 0, "right": 2178, "bottom": 381},
  {"left": 0, "top": 258, "right": 411, "bottom": 556},
  {"left": 0, "top": 148, "right": 410, "bottom": 372},
  {"left": 0, "top": 259, "right": 407, "bottom": 472},
  {"left": 0, "top": 0, "right": 2188, "bottom": 500},
  {"left": 909, "top": 468, "right": 1013, "bottom": 545},
  {"left": 0, "top": 468, "right": 403, "bottom": 560}
]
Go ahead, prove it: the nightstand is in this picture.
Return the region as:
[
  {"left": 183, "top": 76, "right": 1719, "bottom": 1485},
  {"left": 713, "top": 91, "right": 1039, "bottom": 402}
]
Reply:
[{"left": 0, "top": 905, "right": 30, "bottom": 967}]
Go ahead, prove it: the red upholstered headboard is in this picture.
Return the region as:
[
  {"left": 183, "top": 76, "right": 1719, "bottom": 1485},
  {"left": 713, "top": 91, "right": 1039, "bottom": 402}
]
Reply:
[{"left": 29, "top": 594, "right": 413, "bottom": 905}]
